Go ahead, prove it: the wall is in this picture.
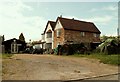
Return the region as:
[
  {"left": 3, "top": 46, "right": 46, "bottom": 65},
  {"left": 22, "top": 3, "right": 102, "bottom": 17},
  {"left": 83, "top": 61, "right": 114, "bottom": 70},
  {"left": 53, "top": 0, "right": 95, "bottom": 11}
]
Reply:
[
  {"left": 53, "top": 20, "right": 65, "bottom": 49},
  {"left": 53, "top": 19, "right": 100, "bottom": 49},
  {"left": 44, "top": 23, "right": 54, "bottom": 49},
  {"left": 53, "top": 28, "right": 65, "bottom": 49},
  {"left": 64, "top": 30, "right": 100, "bottom": 43}
]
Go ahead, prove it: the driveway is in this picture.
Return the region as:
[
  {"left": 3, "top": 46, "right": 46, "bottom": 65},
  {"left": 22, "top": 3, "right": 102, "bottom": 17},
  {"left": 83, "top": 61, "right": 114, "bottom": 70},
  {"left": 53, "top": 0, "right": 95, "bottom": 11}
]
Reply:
[{"left": 2, "top": 54, "right": 119, "bottom": 80}]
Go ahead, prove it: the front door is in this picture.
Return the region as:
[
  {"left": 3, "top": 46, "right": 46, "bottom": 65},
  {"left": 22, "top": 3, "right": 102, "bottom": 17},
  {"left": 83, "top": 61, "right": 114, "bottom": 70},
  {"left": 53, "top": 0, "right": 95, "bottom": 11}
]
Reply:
[{"left": 11, "top": 43, "right": 18, "bottom": 53}]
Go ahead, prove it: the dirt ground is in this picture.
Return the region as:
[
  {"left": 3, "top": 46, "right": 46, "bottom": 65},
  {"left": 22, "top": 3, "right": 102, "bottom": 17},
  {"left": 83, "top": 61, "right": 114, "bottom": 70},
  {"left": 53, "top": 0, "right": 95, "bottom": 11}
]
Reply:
[{"left": 2, "top": 54, "right": 119, "bottom": 80}]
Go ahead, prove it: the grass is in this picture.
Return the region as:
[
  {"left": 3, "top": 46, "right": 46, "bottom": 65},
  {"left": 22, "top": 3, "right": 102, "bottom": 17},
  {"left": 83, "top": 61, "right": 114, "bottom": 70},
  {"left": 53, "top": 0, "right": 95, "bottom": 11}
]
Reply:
[
  {"left": 70, "top": 53, "right": 120, "bottom": 65},
  {"left": 0, "top": 54, "right": 13, "bottom": 59}
]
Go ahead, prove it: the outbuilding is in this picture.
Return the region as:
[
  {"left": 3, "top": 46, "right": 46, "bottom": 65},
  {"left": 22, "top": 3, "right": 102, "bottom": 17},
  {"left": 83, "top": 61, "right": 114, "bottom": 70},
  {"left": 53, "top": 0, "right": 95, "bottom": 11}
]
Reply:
[{"left": 2, "top": 38, "right": 26, "bottom": 53}]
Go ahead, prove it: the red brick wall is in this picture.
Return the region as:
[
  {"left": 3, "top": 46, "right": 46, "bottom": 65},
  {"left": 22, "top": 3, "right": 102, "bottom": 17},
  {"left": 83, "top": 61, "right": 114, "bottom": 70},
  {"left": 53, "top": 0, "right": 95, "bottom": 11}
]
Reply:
[
  {"left": 53, "top": 28, "right": 65, "bottom": 49},
  {"left": 53, "top": 29, "right": 100, "bottom": 49},
  {"left": 64, "top": 30, "right": 100, "bottom": 43}
]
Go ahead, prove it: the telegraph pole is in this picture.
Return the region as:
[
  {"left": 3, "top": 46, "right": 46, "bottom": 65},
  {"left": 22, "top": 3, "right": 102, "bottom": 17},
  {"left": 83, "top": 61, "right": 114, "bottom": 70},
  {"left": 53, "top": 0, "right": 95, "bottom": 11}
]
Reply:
[{"left": 117, "top": 27, "right": 120, "bottom": 40}]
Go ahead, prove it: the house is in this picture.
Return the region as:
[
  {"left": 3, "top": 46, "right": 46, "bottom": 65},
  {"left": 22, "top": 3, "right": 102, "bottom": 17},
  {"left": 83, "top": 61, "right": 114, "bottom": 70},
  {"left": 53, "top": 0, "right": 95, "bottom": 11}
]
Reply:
[
  {"left": 54, "top": 17, "right": 101, "bottom": 49},
  {"left": 42, "top": 16, "right": 101, "bottom": 52},
  {"left": 41, "top": 21, "right": 56, "bottom": 53},
  {"left": 2, "top": 38, "right": 26, "bottom": 53}
]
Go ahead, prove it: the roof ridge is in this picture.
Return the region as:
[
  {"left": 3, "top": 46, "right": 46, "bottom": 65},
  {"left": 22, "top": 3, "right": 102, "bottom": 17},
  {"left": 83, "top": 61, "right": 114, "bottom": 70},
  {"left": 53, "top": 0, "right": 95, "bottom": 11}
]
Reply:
[
  {"left": 57, "top": 16, "right": 101, "bottom": 33},
  {"left": 58, "top": 17, "right": 93, "bottom": 24},
  {"left": 48, "top": 20, "right": 56, "bottom": 23}
]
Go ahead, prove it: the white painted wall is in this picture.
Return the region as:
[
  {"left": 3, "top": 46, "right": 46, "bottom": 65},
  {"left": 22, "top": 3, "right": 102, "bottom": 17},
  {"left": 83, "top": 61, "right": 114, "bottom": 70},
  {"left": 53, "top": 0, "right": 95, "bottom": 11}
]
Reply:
[
  {"left": 46, "top": 38, "right": 52, "bottom": 43},
  {"left": 52, "top": 32, "right": 54, "bottom": 49},
  {"left": 54, "top": 20, "right": 63, "bottom": 30},
  {"left": 45, "top": 23, "right": 53, "bottom": 43},
  {"left": 44, "top": 23, "right": 54, "bottom": 49},
  {"left": 41, "top": 34, "right": 45, "bottom": 42}
]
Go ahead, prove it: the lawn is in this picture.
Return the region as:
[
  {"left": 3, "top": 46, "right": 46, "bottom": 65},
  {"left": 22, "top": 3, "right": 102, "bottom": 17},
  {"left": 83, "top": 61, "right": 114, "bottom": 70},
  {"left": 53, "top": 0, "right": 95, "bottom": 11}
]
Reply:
[
  {"left": 0, "top": 54, "right": 13, "bottom": 59},
  {"left": 70, "top": 54, "right": 120, "bottom": 65}
]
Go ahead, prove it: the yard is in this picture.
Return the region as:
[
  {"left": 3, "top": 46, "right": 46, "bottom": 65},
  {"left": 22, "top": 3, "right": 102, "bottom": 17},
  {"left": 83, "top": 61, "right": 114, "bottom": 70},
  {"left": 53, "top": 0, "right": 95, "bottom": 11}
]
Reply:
[{"left": 2, "top": 54, "right": 119, "bottom": 80}]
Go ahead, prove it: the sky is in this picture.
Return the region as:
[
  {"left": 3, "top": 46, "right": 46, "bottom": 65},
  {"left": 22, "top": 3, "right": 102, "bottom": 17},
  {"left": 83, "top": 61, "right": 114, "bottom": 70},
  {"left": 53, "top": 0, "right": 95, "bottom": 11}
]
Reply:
[{"left": 0, "top": 0, "right": 119, "bottom": 42}]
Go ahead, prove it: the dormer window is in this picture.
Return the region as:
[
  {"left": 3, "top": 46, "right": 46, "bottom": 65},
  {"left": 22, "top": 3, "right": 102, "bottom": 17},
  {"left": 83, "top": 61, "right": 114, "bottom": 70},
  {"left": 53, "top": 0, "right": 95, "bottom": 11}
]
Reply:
[{"left": 57, "top": 29, "right": 61, "bottom": 37}]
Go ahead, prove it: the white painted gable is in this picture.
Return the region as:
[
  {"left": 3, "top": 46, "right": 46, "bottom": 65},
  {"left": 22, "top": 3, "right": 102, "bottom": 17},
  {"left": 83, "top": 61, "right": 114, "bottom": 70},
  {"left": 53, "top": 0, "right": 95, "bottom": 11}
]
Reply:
[
  {"left": 54, "top": 20, "right": 63, "bottom": 30},
  {"left": 46, "top": 23, "right": 53, "bottom": 33}
]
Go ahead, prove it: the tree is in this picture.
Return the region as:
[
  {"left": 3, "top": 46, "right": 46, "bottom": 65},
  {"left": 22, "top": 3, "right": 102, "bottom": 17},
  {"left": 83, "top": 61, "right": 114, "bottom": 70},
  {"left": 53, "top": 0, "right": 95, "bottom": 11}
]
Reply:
[
  {"left": 2, "top": 35, "right": 5, "bottom": 41},
  {"left": 19, "top": 33, "right": 25, "bottom": 42},
  {"left": 100, "top": 35, "right": 108, "bottom": 42}
]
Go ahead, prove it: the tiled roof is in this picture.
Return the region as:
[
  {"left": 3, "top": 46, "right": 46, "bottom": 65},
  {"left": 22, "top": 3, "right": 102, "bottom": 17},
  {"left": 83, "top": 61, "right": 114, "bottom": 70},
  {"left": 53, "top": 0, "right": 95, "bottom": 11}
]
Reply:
[
  {"left": 49, "top": 21, "right": 56, "bottom": 30},
  {"left": 57, "top": 17, "right": 101, "bottom": 33}
]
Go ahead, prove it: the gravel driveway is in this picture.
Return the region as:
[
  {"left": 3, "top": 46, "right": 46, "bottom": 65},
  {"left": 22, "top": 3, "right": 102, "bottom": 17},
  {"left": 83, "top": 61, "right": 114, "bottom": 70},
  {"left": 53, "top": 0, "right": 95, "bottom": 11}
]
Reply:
[{"left": 2, "top": 54, "right": 119, "bottom": 80}]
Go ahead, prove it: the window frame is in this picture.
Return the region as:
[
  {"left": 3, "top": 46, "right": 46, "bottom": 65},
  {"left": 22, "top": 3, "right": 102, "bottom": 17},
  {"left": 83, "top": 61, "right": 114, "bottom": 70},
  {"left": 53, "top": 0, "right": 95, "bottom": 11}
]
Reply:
[
  {"left": 46, "top": 32, "right": 52, "bottom": 38},
  {"left": 93, "top": 33, "right": 99, "bottom": 37},
  {"left": 80, "top": 32, "right": 85, "bottom": 37},
  {"left": 56, "top": 29, "right": 61, "bottom": 37}
]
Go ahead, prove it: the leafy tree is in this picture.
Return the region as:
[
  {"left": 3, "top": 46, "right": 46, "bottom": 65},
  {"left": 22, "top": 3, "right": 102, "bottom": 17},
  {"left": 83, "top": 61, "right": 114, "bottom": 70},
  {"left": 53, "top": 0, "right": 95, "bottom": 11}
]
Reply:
[
  {"left": 100, "top": 35, "right": 108, "bottom": 42},
  {"left": 19, "top": 33, "right": 25, "bottom": 42}
]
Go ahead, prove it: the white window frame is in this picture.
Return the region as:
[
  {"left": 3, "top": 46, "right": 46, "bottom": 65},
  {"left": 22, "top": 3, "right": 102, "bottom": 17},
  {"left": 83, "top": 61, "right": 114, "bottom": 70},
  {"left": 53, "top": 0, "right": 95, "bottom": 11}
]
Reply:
[
  {"left": 81, "top": 32, "right": 85, "bottom": 36},
  {"left": 47, "top": 32, "right": 52, "bottom": 38},
  {"left": 57, "top": 29, "right": 61, "bottom": 37}
]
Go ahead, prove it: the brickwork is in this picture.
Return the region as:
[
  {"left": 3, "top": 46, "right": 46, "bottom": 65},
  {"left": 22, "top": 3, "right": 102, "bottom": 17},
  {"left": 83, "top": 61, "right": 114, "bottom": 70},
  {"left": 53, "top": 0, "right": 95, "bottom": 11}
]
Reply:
[
  {"left": 64, "top": 30, "right": 100, "bottom": 43},
  {"left": 53, "top": 29, "right": 100, "bottom": 49},
  {"left": 53, "top": 28, "right": 65, "bottom": 48}
]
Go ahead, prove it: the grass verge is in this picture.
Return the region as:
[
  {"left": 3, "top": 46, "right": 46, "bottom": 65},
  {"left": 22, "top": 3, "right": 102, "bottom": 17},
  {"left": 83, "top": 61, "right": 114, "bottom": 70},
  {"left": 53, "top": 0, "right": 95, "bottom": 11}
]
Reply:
[
  {"left": 0, "top": 54, "right": 13, "bottom": 59},
  {"left": 70, "top": 54, "right": 120, "bottom": 65}
]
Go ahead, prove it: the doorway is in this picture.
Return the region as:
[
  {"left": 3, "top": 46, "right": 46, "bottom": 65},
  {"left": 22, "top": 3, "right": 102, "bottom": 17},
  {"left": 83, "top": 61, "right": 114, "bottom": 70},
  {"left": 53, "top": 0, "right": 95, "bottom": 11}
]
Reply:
[{"left": 11, "top": 40, "right": 18, "bottom": 53}]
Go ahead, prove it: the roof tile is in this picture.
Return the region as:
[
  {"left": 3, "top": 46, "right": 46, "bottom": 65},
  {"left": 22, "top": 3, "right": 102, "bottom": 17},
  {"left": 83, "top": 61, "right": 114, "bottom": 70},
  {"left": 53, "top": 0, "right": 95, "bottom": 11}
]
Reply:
[{"left": 58, "top": 17, "right": 101, "bottom": 33}]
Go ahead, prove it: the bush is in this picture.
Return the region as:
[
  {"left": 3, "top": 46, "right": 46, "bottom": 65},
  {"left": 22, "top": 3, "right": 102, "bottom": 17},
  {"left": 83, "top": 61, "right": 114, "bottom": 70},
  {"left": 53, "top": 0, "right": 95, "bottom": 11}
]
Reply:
[{"left": 55, "top": 43, "right": 88, "bottom": 55}]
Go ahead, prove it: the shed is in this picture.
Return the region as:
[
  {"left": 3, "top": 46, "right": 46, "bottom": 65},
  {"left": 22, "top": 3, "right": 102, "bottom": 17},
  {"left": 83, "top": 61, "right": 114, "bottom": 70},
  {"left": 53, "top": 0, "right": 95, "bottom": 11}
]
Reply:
[{"left": 2, "top": 38, "right": 26, "bottom": 53}]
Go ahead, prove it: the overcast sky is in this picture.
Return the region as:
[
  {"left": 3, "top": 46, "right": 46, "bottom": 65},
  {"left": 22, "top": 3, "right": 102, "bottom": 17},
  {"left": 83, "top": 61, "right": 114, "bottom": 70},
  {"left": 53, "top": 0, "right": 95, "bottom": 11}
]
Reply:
[{"left": 0, "top": 0, "right": 119, "bottom": 42}]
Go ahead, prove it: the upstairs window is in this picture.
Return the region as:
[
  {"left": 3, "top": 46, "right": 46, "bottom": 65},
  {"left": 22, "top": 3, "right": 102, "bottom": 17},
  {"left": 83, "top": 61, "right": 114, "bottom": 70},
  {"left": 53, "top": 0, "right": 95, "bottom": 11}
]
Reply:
[
  {"left": 47, "top": 32, "right": 52, "bottom": 38},
  {"left": 93, "top": 33, "right": 99, "bottom": 37},
  {"left": 80, "top": 32, "right": 85, "bottom": 37},
  {"left": 57, "top": 29, "right": 61, "bottom": 37}
]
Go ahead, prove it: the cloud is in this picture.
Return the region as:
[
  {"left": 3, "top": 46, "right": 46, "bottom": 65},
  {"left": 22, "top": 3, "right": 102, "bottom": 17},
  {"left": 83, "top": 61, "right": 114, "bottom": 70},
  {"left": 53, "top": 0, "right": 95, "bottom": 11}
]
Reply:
[
  {"left": 89, "top": 5, "right": 118, "bottom": 13},
  {"left": 82, "top": 16, "right": 113, "bottom": 24},
  {"left": 64, "top": 15, "right": 113, "bottom": 24},
  {"left": 0, "top": 0, "right": 47, "bottom": 42}
]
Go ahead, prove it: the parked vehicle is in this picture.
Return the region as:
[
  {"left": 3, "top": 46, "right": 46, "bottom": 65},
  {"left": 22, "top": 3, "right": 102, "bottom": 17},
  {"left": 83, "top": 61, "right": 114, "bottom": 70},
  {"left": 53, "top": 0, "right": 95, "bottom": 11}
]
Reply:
[{"left": 32, "top": 45, "right": 43, "bottom": 54}]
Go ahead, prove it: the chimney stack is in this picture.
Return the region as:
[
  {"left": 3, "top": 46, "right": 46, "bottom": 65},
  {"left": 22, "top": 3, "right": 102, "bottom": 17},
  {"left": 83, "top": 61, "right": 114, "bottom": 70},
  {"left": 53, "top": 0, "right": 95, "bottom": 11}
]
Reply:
[{"left": 60, "top": 15, "right": 62, "bottom": 18}]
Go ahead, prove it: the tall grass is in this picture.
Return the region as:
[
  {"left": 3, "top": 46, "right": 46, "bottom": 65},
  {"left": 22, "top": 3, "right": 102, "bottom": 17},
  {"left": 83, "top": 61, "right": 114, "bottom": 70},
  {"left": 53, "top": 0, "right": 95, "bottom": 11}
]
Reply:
[
  {"left": 71, "top": 53, "right": 120, "bottom": 65},
  {"left": 0, "top": 54, "right": 13, "bottom": 59}
]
